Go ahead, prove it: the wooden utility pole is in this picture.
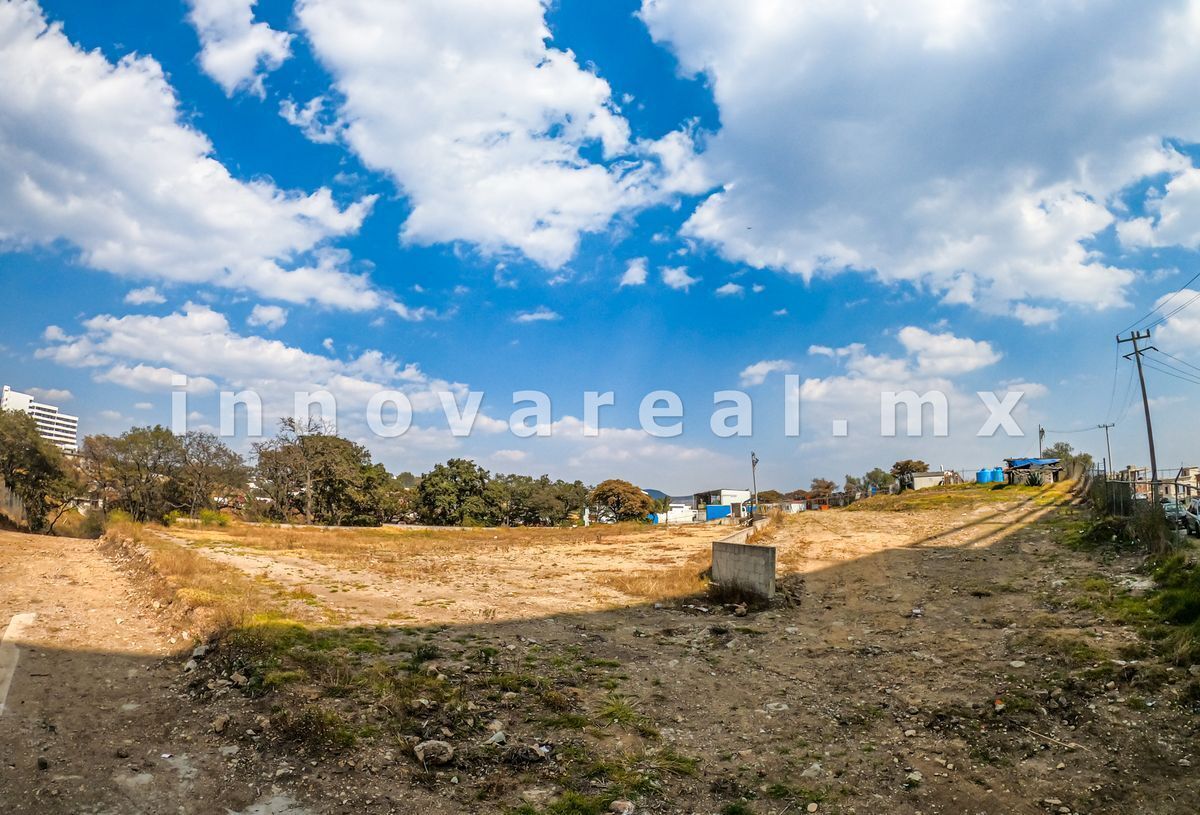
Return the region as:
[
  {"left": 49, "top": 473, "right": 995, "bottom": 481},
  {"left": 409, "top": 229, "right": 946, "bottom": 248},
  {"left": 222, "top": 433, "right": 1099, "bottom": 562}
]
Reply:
[
  {"left": 1117, "top": 330, "right": 1159, "bottom": 501},
  {"left": 1097, "top": 423, "right": 1114, "bottom": 476}
]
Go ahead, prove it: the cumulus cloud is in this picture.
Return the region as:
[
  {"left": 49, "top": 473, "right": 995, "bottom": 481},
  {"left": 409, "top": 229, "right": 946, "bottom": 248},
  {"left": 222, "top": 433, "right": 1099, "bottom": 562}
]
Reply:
[
  {"left": 124, "top": 286, "right": 166, "bottom": 306},
  {"left": 0, "top": 2, "right": 419, "bottom": 316},
  {"left": 638, "top": 0, "right": 1200, "bottom": 318},
  {"left": 186, "top": 0, "right": 292, "bottom": 97},
  {"left": 294, "top": 0, "right": 709, "bottom": 270},
  {"left": 739, "top": 359, "right": 793, "bottom": 387},
  {"left": 279, "top": 96, "right": 339, "bottom": 144},
  {"left": 619, "top": 257, "right": 649, "bottom": 287},
  {"left": 897, "top": 327, "right": 1002, "bottom": 376},
  {"left": 715, "top": 282, "right": 744, "bottom": 297},
  {"left": 513, "top": 306, "right": 562, "bottom": 324},
  {"left": 796, "top": 339, "right": 1040, "bottom": 473},
  {"left": 27, "top": 387, "right": 72, "bottom": 402},
  {"left": 662, "top": 266, "right": 699, "bottom": 291},
  {"left": 248, "top": 304, "right": 288, "bottom": 331},
  {"left": 1155, "top": 288, "right": 1200, "bottom": 356},
  {"left": 36, "top": 303, "right": 463, "bottom": 419}
]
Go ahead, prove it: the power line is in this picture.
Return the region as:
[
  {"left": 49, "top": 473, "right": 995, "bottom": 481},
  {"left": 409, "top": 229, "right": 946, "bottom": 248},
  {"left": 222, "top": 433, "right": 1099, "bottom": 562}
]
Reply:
[
  {"left": 1152, "top": 347, "right": 1200, "bottom": 376},
  {"left": 1142, "top": 359, "right": 1200, "bottom": 386},
  {"left": 1104, "top": 344, "right": 1121, "bottom": 423},
  {"left": 1121, "top": 268, "right": 1200, "bottom": 333},
  {"left": 1144, "top": 288, "right": 1200, "bottom": 331},
  {"left": 1114, "top": 364, "right": 1137, "bottom": 425}
]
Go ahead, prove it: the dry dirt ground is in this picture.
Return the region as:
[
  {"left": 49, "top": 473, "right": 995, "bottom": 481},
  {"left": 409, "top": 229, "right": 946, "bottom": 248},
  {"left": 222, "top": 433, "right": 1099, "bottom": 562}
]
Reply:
[{"left": 1, "top": 488, "right": 1198, "bottom": 814}]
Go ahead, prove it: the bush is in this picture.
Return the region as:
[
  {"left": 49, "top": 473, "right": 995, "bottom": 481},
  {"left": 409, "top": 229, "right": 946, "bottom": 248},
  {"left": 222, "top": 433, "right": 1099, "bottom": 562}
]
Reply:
[{"left": 198, "top": 508, "right": 230, "bottom": 527}]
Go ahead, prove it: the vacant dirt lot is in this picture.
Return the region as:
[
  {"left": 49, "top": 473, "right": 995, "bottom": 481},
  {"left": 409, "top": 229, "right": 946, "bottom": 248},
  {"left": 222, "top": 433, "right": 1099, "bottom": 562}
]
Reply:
[{"left": 2, "top": 485, "right": 1198, "bottom": 814}]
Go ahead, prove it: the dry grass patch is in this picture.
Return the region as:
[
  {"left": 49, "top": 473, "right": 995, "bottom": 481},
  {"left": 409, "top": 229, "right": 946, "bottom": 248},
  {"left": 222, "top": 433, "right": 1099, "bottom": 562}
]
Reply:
[
  {"left": 104, "top": 521, "right": 283, "bottom": 635},
  {"left": 596, "top": 549, "right": 711, "bottom": 602}
]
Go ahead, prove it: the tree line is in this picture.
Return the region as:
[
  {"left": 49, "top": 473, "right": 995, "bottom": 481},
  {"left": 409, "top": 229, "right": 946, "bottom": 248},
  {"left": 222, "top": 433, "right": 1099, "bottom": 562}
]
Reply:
[{"left": 0, "top": 414, "right": 645, "bottom": 531}]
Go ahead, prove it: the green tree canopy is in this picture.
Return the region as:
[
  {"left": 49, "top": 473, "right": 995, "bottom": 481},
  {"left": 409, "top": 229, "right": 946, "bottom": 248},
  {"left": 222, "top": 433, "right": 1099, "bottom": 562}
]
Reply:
[
  {"left": 0, "top": 409, "right": 77, "bottom": 531},
  {"left": 863, "top": 467, "right": 896, "bottom": 492},
  {"left": 890, "top": 459, "right": 930, "bottom": 478},
  {"left": 589, "top": 479, "right": 654, "bottom": 522}
]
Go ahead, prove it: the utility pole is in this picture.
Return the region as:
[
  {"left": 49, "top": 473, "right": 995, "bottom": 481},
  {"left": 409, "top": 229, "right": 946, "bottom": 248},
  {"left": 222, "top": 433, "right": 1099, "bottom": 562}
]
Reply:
[
  {"left": 1038, "top": 424, "right": 1045, "bottom": 457},
  {"left": 1117, "top": 330, "right": 1160, "bottom": 502},
  {"left": 1097, "top": 423, "right": 1114, "bottom": 476},
  {"left": 750, "top": 451, "right": 759, "bottom": 519}
]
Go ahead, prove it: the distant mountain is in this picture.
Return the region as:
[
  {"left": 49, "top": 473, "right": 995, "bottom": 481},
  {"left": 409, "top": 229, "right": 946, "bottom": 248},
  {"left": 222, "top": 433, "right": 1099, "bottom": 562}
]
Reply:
[{"left": 642, "top": 488, "right": 669, "bottom": 500}]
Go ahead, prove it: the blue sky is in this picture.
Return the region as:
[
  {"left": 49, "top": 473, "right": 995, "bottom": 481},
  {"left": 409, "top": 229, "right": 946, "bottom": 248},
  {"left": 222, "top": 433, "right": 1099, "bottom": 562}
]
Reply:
[{"left": 2, "top": 0, "right": 1199, "bottom": 493}]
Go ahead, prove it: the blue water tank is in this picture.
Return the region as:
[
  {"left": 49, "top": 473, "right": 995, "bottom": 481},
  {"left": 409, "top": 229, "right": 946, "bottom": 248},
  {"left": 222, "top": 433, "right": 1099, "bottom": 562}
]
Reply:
[
  {"left": 976, "top": 468, "right": 992, "bottom": 484},
  {"left": 992, "top": 467, "right": 1005, "bottom": 483}
]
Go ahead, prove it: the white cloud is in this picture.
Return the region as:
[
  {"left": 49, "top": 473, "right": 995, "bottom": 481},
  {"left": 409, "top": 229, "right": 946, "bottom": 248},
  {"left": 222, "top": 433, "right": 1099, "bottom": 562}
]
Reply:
[
  {"left": 793, "top": 339, "right": 1039, "bottom": 473},
  {"left": 186, "top": 0, "right": 292, "bottom": 97},
  {"left": 134, "top": 401, "right": 153, "bottom": 410},
  {"left": 124, "top": 286, "right": 166, "bottom": 305},
  {"left": 619, "top": 257, "right": 649, "bottom": 287},
  {"left": 279, "top": 96, "right": 339, "bottom": 144},
  {"left": 27, "top": 387, "right": 72, "bottom": 402},
  {"left": 739, "top": 359, "right": 793, "bottom": 387},
  {"left": 1155, "top": 289, "right": 1200, "bottom": 356},
  {"left": 897, "top": 327, "right": 1001, "bottom": 376},
  {"left": 1013, "top": 304, "right": 1061, "bottom": 327},
  {"left": 247, "top": 304, "right": 288, "bottom": 331},
  {"left": 295, "top": 0, "right": 709, "bottom": 270},
  {"left": 491, "top": 449, "right": 528, "bottom": 463},
  {"left": 773, "top": 308, "right": 788, "bottom": 316},
  {"left": 715, "top": 281, "right": 744, "bottom": 297},
  {"left": 0, "top": 3, "right": 419, "bottom": 316},
  {"left": 36, "top": 303, "right": 465, "bottom": 418},
  {"left": 513, "top": 306, "right": 561, "bottom": 324},
  {"left": 638, "top": 0, "right": 1200, "bottom": 318},
  {"left": 662, "top": 265, "right": 699, "bottom": 291}
]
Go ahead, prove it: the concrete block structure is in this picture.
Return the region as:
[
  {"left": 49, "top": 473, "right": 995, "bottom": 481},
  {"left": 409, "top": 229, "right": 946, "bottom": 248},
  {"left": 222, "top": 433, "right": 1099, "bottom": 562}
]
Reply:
[{"left": 712, "top": 539, "right": 776, "bottom": 600}]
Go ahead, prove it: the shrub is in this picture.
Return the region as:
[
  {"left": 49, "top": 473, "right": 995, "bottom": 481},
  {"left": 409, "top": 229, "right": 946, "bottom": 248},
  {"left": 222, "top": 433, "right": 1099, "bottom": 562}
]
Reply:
[{"left": 198, "top": 508, "right": 230, "bottom": 527}]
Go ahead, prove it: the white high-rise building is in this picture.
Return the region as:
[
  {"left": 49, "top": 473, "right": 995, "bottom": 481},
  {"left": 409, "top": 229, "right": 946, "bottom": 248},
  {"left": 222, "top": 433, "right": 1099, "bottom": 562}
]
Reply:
[{"left": 1, "top": 385, "right": 79, "bottom": 452}]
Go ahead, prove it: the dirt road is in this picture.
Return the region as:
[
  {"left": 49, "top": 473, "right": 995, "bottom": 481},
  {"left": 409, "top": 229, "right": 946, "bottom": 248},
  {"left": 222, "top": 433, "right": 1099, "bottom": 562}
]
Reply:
[{"left": 0, "top": 532, "right": 299, "bottom": 814}]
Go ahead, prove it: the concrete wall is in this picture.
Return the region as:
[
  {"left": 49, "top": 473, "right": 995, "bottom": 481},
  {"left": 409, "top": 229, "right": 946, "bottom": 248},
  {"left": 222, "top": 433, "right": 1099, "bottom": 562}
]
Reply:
[{"left": 711, "top": 536, "right": 776, "bottom": 599}]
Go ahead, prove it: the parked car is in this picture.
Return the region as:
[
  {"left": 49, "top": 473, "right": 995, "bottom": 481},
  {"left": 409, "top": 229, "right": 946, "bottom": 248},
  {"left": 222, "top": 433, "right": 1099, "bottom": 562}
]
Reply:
[
  {"left": 1184, "top": 498, "right": 1200, "bottom": 537},
  {"left": 1162, "top": 499, "right": 1189, "bottom": 529}
]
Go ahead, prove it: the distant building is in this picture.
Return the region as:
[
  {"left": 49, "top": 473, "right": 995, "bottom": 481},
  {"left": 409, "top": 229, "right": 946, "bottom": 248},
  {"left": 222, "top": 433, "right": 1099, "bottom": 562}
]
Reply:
[
  {"left": 693, "top": 488, "right": 753, "bottom": 521},
  {"left": 910, "top": 471, "right": 952, "bottom": 490},
  {"left": 1003, "top": 457, "right": 1063, "bottom": 484},
  {"left": 1, "top": 385, "right": 79, "bottom": 452}
]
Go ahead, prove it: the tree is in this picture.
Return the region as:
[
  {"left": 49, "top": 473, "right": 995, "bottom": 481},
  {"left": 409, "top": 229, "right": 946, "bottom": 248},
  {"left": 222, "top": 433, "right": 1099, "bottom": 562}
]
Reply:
[
  {"left": 890, "top": 459, "right": 930, "bottom": 478},
  {"left": 252, "top": 419, "right": 397, "bottom": 525},
  {"left": 863, "top": 467, "right": 896, "bottom": 493},
  {"left": 844, "top": 474, "right": 865, "bottom": 496},
  {"left": 0, "top": 410, "right": 77, "bottom": 531},
  {"left": 415, "top": 458, "right": 490, "bottom": 525},
  {"left": 83, "top": 426, "right": 186, "bottom": 522},
  {"left": 1042, "top": 442, "right": 1093, "bottom": 474},
  {"left": 179, "top": 431, "right": 246, "bottom": 516},
  {"left": 650, "top": 494, "right": 673, "bottom": 524},
  {"left": 589, "top": 479, "right": 654, "bottom": 522},
  {"left": 757, "top": 489, "right": 785, "bottom": 504},
  {"left": 809, "top": 478, "right": 837, "bottom": 498}
]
